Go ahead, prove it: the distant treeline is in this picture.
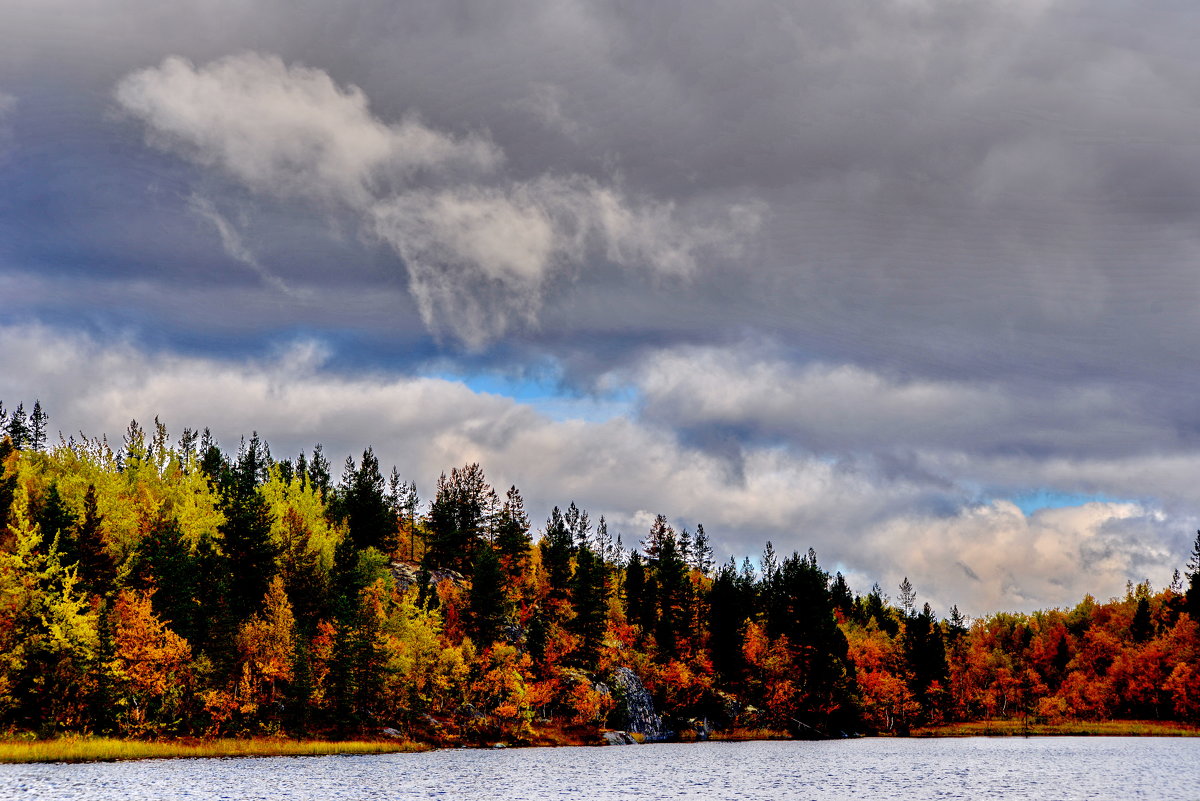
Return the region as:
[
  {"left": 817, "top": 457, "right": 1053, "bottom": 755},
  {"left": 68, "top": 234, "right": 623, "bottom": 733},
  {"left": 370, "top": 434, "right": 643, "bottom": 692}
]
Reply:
[{"left": 2, "top": 399, "right": 1200, "bottom": 741}]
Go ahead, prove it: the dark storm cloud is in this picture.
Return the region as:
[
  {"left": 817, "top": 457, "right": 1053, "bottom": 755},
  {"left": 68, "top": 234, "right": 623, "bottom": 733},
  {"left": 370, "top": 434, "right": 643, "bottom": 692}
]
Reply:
[{"left": 6, "top": 0, "right": 1200, "bottom": 371}]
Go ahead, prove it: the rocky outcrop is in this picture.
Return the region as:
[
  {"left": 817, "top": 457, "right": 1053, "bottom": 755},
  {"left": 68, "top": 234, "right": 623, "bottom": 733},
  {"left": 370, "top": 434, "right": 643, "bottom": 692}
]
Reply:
[
  {"left": 390, "top": 560, "right": 467, "bottom": 595},
  {"left": 601, "top": 730, "right": 638, "bottom": 745},
  {"left": 611, "top": 666, "right": 669, "bottom": 741}
]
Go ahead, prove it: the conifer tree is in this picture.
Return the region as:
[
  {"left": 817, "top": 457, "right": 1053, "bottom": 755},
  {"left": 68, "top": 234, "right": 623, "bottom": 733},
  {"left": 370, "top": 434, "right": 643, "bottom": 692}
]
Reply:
[
  {"left": 540, "top": 506, "right": 575, "bottom": 601},
  {"left": 468, "top": 544, "right": 509, "bottom": 646},
  {"left": 29, "top": 401, "right": 47, "bottom": 452},
  {"left": 308, "top": 443, "right": 332, "bottom": 500},
  {"left": 1186, "top": 530, "right": 1200, "bottom": 621},
  {"left": 569, "top": 544, "right": 609, "bottom": 669},
  {"left": 692, "top": 523, "right": 714, "bottom": 575},
  {"left": 424, "top": 463, "right": 495, "bottom": 573},
  {"left": 220, "top": 435, "right": 279, "bottom": 623},
  {"left": 6, "top": 403, "right": 28, "bottom": 450},
  {"left": 75, "top": 485, "right": 116, "bottom": 598},
  {"left": 493, "top": 485, "right": 531, "bottom": 583},
  {"left": 708, "top": 559, "right": 752, "bottom": 681},
  {"left": 339, "top": 448, "right": 396, "bottom": 553}
]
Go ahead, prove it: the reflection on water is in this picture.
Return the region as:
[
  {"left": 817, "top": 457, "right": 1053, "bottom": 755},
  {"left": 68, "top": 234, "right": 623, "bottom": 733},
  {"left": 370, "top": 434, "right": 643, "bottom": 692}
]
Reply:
[{"left": 2, "top": 737, "right": 1198, "bottom": 800}]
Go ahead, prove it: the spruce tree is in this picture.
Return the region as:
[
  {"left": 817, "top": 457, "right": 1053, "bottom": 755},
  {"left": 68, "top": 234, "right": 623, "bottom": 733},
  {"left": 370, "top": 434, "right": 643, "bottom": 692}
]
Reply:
[
  {"left": 493, "top": 485, "right": 532, "bottom": 583},
  {"left": 570, "top": 544, "right": 609, "bottom": 670},
  {"left": 1186, "top": 530, "right": 1200, "bottom": 621},
  {"left": 540, "top": 506, "right": 575, "bottom": 602},
  {"left": 6, "top": 403, "right": 28, "bottom": 450},
  {"left": 29, "top": 401, "right": 47, "bottom": 452},
  {"left": 340, "top": 448, "right": 396, "bottom": 553},
  {"left": 220, "top": 435, "right": 279, "bottom": 622},
  {"left": 423, "top": 463, "right": 495, "bottom": 573},
  {"left": 75, "top": 484, "right": 116, "bottom": 597},
  {"left": 468, "top": 544, "right": 509, "bottom": 646}
]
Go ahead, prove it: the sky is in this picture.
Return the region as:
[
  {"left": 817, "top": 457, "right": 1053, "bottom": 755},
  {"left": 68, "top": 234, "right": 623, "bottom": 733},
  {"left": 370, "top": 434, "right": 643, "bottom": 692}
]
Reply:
[{"left": 2, "top": 0, "right": 1199, "bottom": 616}]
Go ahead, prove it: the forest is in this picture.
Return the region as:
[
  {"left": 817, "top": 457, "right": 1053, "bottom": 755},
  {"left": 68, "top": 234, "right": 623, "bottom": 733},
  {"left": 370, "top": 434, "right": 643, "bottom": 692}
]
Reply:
[{"left": 2, "top": 398, "right": 1200, "bottom": 744}]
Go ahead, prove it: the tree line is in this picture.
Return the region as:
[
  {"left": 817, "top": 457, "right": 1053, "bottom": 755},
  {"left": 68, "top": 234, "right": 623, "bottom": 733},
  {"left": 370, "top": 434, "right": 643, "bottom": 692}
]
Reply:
[{"left": 2, "top": 399, "right": 1200, "bottom": 741}]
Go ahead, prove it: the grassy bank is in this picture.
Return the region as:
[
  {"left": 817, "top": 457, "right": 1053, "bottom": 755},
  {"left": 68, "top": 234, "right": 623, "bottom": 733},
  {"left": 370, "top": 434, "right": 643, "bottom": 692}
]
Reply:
[
  {"left": 0, "top": 736, "right": 429, "bottom": 764},
  {"left": 910, "top": 719, "right": 1200, "bottom": 738}
]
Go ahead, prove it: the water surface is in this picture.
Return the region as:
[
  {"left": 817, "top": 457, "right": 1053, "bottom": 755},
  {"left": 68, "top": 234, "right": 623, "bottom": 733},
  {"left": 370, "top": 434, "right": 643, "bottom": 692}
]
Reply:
[{"left": 3, "top": 737, "right": 1197, "bottom": 800}]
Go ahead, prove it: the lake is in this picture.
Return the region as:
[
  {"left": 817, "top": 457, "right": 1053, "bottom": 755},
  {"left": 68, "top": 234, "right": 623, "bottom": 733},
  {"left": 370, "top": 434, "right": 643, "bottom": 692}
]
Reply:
[{"left": 3, "top": 737, "right": 1198, "bottom": 800}]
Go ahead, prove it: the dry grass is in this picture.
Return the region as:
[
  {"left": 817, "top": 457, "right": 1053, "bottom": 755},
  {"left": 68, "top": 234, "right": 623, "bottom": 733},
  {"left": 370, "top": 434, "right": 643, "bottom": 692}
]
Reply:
[
  {"left": 0, "top": 736, "right": 429, "bottom": 764},
  {"left": 707, "top": 727, "right": 793, "bottom": 742},
  {"left": 909, "top": 719, "right": 1200, "bottom": 738}
]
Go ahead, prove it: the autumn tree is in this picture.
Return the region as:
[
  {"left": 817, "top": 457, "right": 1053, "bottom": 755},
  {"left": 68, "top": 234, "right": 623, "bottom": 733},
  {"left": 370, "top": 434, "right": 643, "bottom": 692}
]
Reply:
[{"left": 108, "top": 589, "right": 193, "bottom": 736}]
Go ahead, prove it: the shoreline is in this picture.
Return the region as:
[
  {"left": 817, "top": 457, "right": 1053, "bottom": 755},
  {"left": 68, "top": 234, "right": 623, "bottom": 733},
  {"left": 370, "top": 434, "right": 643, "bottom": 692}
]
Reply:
[{"left": 4, "top": 720, "right": 1199, "bottom": 764}]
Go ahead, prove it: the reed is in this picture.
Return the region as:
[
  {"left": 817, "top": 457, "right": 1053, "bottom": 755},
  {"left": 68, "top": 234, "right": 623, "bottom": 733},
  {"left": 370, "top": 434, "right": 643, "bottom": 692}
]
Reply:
[
  {"left": 707, "top": 727, "right": 793, "bottom": 742},
  {"left": 0, "top": 736, "right": 429, "bottom": 764},
  {"left": 910, "top": 719, "right": 1200, "bottom": 738}
]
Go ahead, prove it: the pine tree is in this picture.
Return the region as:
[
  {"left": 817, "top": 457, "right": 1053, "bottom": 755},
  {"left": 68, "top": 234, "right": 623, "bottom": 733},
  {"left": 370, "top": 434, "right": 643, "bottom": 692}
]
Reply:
[
  {"left": 75, "top": 485, "right": 116, "bottom": 598},
  {"left": 6, "top": 403, "right": 28, "bottom": 450},
  {"left": 1130, "top": 595, "right": 1153, "bottom": 643},
  {"left": 1186, "top": 530, "right": 1200, "bottom": 620},
  {"left": 493, "top": 485, "right": 531, "bottom": 583},
  {"left": 540, "top": 506, "right": 575, "bottom": 601},
  {"left": 643, "top": 514, "right": 674, "bottom": 561},
  {"left": 29, "top": 401, "right": 47, "bottom": 452},
  {"left": 569, "top": 544, "right": 609, "bottom": 670},
  {"left": 623, "top": 550, "right": 650, "bottom": 635},
  {"left": 708, "top": 559, "right": 752, "bottom": 682},
  {"left": 564, "top": 501, "right": 590, "bottom": 549},
  {"left": 340, "top": 448, "right": 396, "bottom": 554},
  {"left": 220, "top": 435, "right": 280, "bottom": 623},
  {"left": 902, "top": 602, "right": 948, "bottom": 713},
  {"left": 692, "top": 523, "right": 714, "bottom": 575},
  {"left": 308, "top": 443, "right": 332, "bottom": 500},
  {"left": 898, "top": 576, "right": 917, "bottom": 618},
  {"left": 468, "top": 544, "right": 509, "bottom": 646},
  {"left": 654, "top": 534, "right": 689, "bottom": 657},
  {"left": 423, "top": 463, "right": 495, "bottom": 573}
]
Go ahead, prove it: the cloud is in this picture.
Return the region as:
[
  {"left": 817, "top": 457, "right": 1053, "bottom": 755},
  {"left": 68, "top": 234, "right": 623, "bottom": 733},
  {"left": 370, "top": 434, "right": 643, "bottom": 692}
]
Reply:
[
  {"left": 0, "top": 323, "right": 1186, "bottom": 615},
  {"left": 0, "top": 91, "right": 15, "bottom": 158},
  {"left": 372, "top": 177, "right": 763, "bottom": 346},
  {"left": 115, "top": 53, "right": 501, "bottom": 208},
  {"left": 187, "top": 194, "right": 293, "bottom": 294},
  {"left": 114, "top": 52, "right": 762, "bottom": 346},
  {"left": 513, "top": 83, "right": 584, "bottom": 141},
  {"left": 867, "top": 500, "right": 1177, "bottom": 615},
  {"left": 628, "top": 344, "right": 1177, "bottom": 460}
]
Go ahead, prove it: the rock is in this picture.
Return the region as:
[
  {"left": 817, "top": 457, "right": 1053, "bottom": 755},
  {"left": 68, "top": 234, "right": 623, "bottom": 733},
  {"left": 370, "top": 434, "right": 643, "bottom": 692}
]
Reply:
[
  {"left": 381, "top": 727, "right": 405, "bottom": 739},
  {"left": 390, "top": 560, "right": 467, "bottom": 595},
  {"left": 610, "top": 666, "right": 669, "bottom": 741},
  {"left": 602, "top": 730, "right": 638, "bottom": 746}
]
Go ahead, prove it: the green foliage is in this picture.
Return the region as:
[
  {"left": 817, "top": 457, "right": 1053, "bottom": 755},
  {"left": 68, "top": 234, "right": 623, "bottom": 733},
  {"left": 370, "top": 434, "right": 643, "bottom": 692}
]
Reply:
[
  {"left": 424, "top": 463, "right": 495, "bottom": 573},
  {"left": 468, "top": 544, "right": 509, "bottom": 646}
]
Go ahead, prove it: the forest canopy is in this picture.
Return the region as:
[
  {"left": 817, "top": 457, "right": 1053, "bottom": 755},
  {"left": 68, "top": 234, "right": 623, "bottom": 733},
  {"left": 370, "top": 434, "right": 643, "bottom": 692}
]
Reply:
[{"left": 2, "top": 399, "right": 1199, "bottom": 742}]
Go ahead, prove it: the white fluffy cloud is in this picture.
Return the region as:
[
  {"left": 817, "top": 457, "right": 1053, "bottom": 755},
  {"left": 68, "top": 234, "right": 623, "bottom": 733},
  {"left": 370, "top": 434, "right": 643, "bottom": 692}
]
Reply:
[
  {"left": 0, "top": 324, "right": 1185, "bottom": 615},
  {"left": 115, "top": 53, "right": 762, "bottom": 346},
  {"left": 115, "top": 53, "right": 502, "bottom": 207}
]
